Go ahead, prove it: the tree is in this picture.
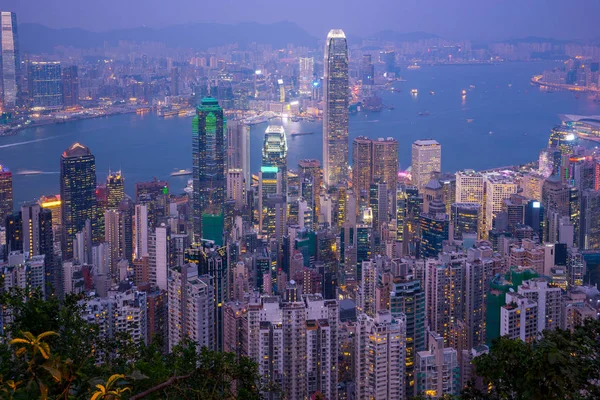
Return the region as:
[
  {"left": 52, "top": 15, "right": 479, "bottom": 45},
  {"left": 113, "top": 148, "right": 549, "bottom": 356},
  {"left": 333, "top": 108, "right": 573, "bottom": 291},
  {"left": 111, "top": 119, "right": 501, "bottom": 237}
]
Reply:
[{"left": 464, "top": 319, "right": 600, "bottom": 400}]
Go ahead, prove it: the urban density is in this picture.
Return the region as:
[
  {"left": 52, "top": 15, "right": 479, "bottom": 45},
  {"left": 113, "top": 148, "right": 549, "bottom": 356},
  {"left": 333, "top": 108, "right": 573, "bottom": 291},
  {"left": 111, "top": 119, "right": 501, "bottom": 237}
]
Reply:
[{"left": 1, "top": 5, "right": 600, "bottom": 400}]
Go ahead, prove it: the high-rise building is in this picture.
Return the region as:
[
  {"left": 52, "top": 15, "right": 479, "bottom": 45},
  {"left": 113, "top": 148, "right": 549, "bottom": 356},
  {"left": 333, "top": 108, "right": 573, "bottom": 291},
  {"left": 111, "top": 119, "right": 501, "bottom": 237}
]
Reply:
[
  {"left": 29, "top": 61, "right": 63, "bottom": 109},
  {"left": 323, "top": 29, "right": 349, "bottom": 188},
  {"left": 415, "top": 331, "right": 460, "bottom": 398},
  {"left": 149, "top": 223, "right": 171, "bottom": 290},
  {"left": 134, "top": 204, "right": 149, "bottom": 259},
  {"left": 352, "top": 136, "right": 373, "bottom": 203},
  {"left": 226, "top": 120, "right": 250, "bottom": 191},
  {"left": 105, "top": 209, "right": 122, "bottom": 276},
  {"left": 412, "top": 140, "right": 441, "bottom": 192},
  {"left": 581, "top": 189, "right": 600, "bottom": 250},
  {"left": 167, "top": 264, "right": 214, "bottom": 352},
  {"left": 455, "top": 170, "right": 485, "bottom": 204},
  {"left": 61, "top": 65, "right": 79, "bottom": 107},
  {"left": 106, "top": 170, "right": 124, "bottom": 210},
  {"left": 192, "top": 97, "right": 226, "bottom": 243},
  {"left": 484, "top": 173, "right": 518, "bottom": 234},
  {"left": 21, "top": 203, "right": 55, "bottom": 294},
  {"left": 372, "top": 137, "right": 399, "bottom": 187},
  {"left": 500, "top": 292, "right": 538, "bottom": 342},
  {"left": 0, "top": 12, "right": 20, "bottom": 110},
  {"left": 419, "top": 207, "right": 449, "bottom": 258},
  {"left": 0, "top": 164, "right": 13, "bottom": 225},
  {"left": 359, "top": 54, "right": 375, "bottom": 86},
  {"left": 451, "top": 203, "right": 481, "bottom": 240},
  {"left": 226, "top": 169, "right": 245, "bottom": 210},
  {"left": 60, "top": 143, "right": 97, "bottom": 260},
  {"left": 355, "top": 311, "right": 406, "bottom": 400},
  {"left": 298, "top": 57, "right": 314, "bottom": 96},
  {"left": 425, "top": 257, "right": 464, "bottom": 342},
  {"left": 262, "top": 125, "right": 288, "bottom": 195},
  {"left": 39, "top": 195, "right": 62, "bottom": 241}
]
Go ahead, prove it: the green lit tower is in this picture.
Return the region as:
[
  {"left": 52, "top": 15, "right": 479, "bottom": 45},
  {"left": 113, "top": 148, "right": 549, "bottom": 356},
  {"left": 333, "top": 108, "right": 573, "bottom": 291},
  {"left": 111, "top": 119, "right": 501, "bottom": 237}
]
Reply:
[
  {"left": 60, "top": 143, "right": 97, "bottom": 260},
  {"left": 193, "top": 97, "right": 226, "bottom": 245}
]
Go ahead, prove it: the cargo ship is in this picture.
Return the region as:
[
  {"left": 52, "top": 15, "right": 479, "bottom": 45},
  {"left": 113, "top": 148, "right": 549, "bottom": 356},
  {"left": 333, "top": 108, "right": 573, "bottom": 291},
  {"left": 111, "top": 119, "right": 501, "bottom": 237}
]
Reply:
[{"left": 171, "top": 169, "right": 192, "bottom": 177}]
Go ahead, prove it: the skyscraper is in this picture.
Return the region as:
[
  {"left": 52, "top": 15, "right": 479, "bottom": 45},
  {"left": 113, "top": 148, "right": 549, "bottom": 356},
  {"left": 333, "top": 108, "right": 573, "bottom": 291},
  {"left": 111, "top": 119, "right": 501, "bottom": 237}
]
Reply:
[
  {"left": 0, "top": 164, "right": 13, "bottom": 225},
  {"left": 60, "top": 143, "right": 97, "bottom": 260},
  {"left": 21, "top": 203, "right": 55, "bottom": 294},
  {"left": 323, "top": 29, "right": 349, "bottom": 188},
  {"left": 106, "top": 170, "right": 124, "bottom": 210},
  {"left": 226, "top": 120, "right": 250, "bottom": 191},
  {"left": 0, "top": 12, "right": 20, "bottom": 110},
  {"left": 411, "top": 140, "right": 441, "bottom": 192},
  {"left": 298, "top": 57, "right": 314, "bottom": 97},
  {"left": 451, "top": 203, "right": 481, "bottom": 240},
  {"left": 262, "top": 125, "right": 288, "bottom": 195},
  {"left": 352, "top": 136, "right": 373, "bottom": 204},
  {"left": 61, "top": 65, "right": 79, "bottom": 107},
  {"left": 192, "top": 97, "right": 226, "bottom": 243},
  {"left": 29, "top": 61, "right": 63, "bottom": 109}
]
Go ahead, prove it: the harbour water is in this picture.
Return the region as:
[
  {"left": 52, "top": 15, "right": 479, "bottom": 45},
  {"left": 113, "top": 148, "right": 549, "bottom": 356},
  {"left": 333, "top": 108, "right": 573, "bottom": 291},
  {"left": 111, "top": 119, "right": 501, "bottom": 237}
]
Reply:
[{"left": 1, "top": 61, "right": 599, "bottom": 206}]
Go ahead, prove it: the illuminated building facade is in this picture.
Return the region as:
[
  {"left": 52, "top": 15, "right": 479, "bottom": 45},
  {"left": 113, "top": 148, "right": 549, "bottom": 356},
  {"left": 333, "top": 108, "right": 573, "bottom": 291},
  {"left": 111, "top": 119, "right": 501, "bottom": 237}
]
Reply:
[
  {"left": 262, "top": 125, "right": 288, "bottom": 195},
  {"left": 192, "top": 97, "right": 226, "bottom": 243},
  {"left": 298, "top": 57, "right": 314, "bottom": 96},
  {"left": 323, "top": 29, "right": 349, "bottom": 188},
  {"left": 455, "top": 170, "right": 484, "bottom": 204},
  {"left": 106, "top": 170, "right": 124, "bottom": 210},
  {"left": 451, "top": 202, "right": 481, "bottom": 240},
  {"left": 415, "top": 331, "right": 460, "bottom": 398},
  {"left": 0, "top": 164, "right": 13, "bottom": 225},
  {"left": 484, "top": 173, "right": 517, "bottom": 235},
  {"left": 419, "top": 212, "right": 449, "bottom": 258},
  {"left": 226, "top": 120, "right": 250, "bottom": 191},
  {"left": 0, "top": 12, "right": 20, "bottom": 110},
  {"left": 60, "top": 143, "right": 97, "bottom": 260},
  {"left": 21, "top": 203, "right": 55, "bottom": 295},
  {"left": 411, "top": 140, "right": 441, "bottom": 192},
  {"left": 29, "top": 61, "right": 63, "bottom": 109},
  {"left": 39, "top": 194, "right": 61, "bottom": 240}
]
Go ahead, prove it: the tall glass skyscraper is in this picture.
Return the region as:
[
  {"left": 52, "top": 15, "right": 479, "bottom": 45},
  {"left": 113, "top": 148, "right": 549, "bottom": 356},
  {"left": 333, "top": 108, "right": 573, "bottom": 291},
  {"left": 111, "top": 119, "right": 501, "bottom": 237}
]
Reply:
[
  {"left": 193, "top": 97, "right": 226, "bottom": 244},
  {"left": 323, "top": 29, "right": 349, "bottom": 188},
  {"left": 60, "top": 143, "right": 97, "bottom": 259},
  {"left": 0, "top": 164, "right": 13, "bottom": 225},
  {"left": 106, "top": 170, "right": 125, "bottom": 210},
  {"left": 298, "top": 57, "right": 314, "bottom": 97},
  {"left": 30, "top": 61, "right": 63, "bottom": 109},
  {"left": 262, "top": 124, "right": 288, "bottom": 195},
  {"left": 0, "top": 12, "right": 20, "bottom": 110}
]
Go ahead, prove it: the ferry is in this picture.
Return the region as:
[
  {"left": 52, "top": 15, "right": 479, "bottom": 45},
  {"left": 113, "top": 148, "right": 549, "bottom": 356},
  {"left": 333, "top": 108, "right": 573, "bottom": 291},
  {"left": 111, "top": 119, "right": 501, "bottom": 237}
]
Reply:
[
  {"left": 291, "top": 132, "right": 314, "bottom": 137},
  {"left": 462, "top": 89, "right": 467, "bottom": 96},
  {"left": 411, "top": 89, "right": 418, "bottom": 95},
  {"left": 418, "top": 111, "right": 430, "bottom": 116},
  {"left": 407, "top": 64, "right": 421, "bottom": 70},
  {"left": 429, "top": 90, "right": 435, "bottom": 95},
  {"left": 171, "top": 169, "right": 192, "bottom": 177}
]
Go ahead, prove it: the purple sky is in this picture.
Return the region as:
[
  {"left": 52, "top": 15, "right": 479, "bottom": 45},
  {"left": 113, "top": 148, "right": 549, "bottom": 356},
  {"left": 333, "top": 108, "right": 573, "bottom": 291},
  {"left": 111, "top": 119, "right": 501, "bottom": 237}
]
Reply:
[{"left": 5, "top": 0, "right": 599, "bottom": 40}]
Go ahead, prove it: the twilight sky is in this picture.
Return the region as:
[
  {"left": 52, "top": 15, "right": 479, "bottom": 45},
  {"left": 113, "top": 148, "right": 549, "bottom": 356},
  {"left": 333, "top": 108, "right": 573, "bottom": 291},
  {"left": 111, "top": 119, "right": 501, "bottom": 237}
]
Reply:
[{"left": 5, "top": 0, "right": 599, "bottom": 41}]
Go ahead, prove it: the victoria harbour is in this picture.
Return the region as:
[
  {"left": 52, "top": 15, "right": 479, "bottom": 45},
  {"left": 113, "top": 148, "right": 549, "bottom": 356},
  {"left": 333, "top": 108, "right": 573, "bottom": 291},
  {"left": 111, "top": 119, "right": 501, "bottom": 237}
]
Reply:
[{"left": 2, "top": 61, "right": 598, "bottom": 206}]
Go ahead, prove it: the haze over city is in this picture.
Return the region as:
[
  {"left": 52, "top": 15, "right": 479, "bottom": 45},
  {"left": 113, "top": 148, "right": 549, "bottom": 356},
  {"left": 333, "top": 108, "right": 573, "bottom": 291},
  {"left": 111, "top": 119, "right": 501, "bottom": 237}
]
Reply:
[{"left": 1, "top": 1, "right": 600, "bottom": 400}]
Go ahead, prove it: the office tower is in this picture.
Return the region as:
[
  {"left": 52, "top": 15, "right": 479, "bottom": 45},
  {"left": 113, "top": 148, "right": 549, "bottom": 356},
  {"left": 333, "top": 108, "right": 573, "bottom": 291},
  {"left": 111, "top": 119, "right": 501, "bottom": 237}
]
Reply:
[
  {"left": 380, "top": 50, "right": 396, "bottom": 75},
  {"left": 118, "top": 198, "right": 134, "bottom": 263},
  {"left": 262, "top": 125, "right": 288, "bottom": 195},
  {"left": 352, "top": 136, "right": 373, "bottom": 203},
  {"left": 522, "top": 172, "right": 545, "bottom": 201},
  {"left": 412, "top": 140, "right": 441, "bottom": 192},
  {"left": 517, "top": 278, "right": 562, "bottom": 332},
  {"left": 425, "top": 258, "right": 464, "bottom": 342},
  {"left": 359, "top": 54, "right": 375, "bottom": 86},
  {"left": 61, "top": 65, "right": 78, "bottom": 107},
  {"left": 5, "top": 212, "right": 22, "bottom": 256},
  {"left": 21, "top": 203, "right": 55, "bottom": 294},
  {"left": 373, "top": 137, "right": 399, "bottom": 186},
  {"left": 464, "top": 252, "right": 493, "bottom": 349},
  {"left": 483, "top": 173, "right": 517, "bottom": 236},
  {"left": 455, "top": 169, "right": 485, "bottom": 205},
  {"left": 581, "top": 189, "right": 600, "bottom": 249},
  {"left": 0, "top": 12, "right": 20, "bottom": 109},
  {"left": 419, "top": 205, "right": 449, "bottom": 258},
  {"left": 415, "top": 331, "right": 460, "bottom": 398},
  {"left": 226, "top": 120, "right": 250, "bottom": 191},
  {"left": 298, "top": 57, "right": 314, "bottom": 96},
  {"left": 149, "top": 223, "right": 171, "bottom": 290},
  {"left": 106, "top": 170, "right": 124, "bottom": 210},
  {"left": 167, "top": 264, "right": 214, "bottom": 352},
  {"left": 390, "top": 269, "right": 426, "bottom": 394},
  {"left": 0, "top": 164, "right": 13, "bottom": 225},
  {"left": 60, "top": 143, "right": 97, "bottom": 260},
  {"left": 192, "top": 97, "right": 226, "bottom": 243},
  {"left": 298, "top": 159, "right": 321, "bottom": 226},
  {"left": 29, "top": 61, "right": 63, "bottom": 109},
  {"left": 323, "top": 29, "right": 349, "bottom": 188},
  {"left": 39, "top": 195, "right": 62, "bottom": 241},
  {"left": 261, "top": 195, "right": 287, "bottom": 242},
  {"left": 355, "top": 311, "right": 406, "bottom": 400},
  {"left": 134, "top": 204, "right": 149, "bottom": 259},
  {"left": 356, "top": 224, "right": 372, "bottom": 280},
  {"left": 542, "top": 175, "right": 570, "bottom": 243},
  {"left": 451, "top": 203, "right": 481, "bottom": 240},
  {"left": 226, "top": 168, "right": 245, "bottom": 209}
]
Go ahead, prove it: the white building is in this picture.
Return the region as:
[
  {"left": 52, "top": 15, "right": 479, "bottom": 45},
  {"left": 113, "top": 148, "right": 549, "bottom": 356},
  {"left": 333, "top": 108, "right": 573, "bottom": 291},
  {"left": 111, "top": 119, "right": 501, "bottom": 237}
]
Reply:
[
  {"left": 355, "top": 311, "right": 406, "bottom": 400},
  {"left": 134, "top": 204, "right": 149, "bottom": 259},
  {"left": 167, "top": 264, "right": 214, "bottom": 352},
  {"left": 501, "top": 291, "right": 538, "bottom": 342},
  {"left": 412, "top": 140, "right": 441, "bottom": 192},
  {"left": 484, "top": 173, "right": 518, "bottom": 235},
  {"left": 517, "top": 278, "right": 562, "bottom": 332},
  {"left": 149, "top": 223, "right": 170, "bottom": 290},
  {"left": 455, "top": 170, "right": 485, "bottom": 204}
]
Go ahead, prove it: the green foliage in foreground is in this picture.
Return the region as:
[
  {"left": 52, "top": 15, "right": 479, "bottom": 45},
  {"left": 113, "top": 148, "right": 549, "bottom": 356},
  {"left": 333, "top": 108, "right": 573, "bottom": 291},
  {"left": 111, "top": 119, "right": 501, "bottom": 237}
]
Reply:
[{"left": 0, "top": 288, "right": 261, "bottom": 399}]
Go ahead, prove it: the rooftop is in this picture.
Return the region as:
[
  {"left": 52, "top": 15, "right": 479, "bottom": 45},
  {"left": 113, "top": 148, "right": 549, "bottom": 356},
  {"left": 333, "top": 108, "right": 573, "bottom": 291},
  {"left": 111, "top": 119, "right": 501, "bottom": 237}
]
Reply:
[
  {"left": 63, "top": 142, "right": 92, "bottom": 158},
  {"left": 327, "top": 29, "right": 346, "bottom": 39}
]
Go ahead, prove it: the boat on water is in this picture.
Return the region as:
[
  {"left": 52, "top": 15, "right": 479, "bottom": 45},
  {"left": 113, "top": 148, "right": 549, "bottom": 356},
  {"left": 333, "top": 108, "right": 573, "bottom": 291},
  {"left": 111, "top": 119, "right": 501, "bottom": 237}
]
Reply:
[
  {"left": 411, "top": 89, "right": 418, "bottom": 95},
  {"left": 462, "top": 89, "right": 467, "bottom": 96},
  {"left": 429, "top": 90, "right": 435, "bottom": 95},
  {"left": 171, "top": 169, "right": 192, "bottom": 177},
  {"left": 291, "top": 132, "right": 314, "bottom": 137},
  {"left": 467, "top": 119, "right": 474, "bottom": 123},
  {"left": 469, "top": 84, "right": 476, "bottom": 89},
  {"left": 489, "top": 131, "right": 493, "bottom": 135},
  {"left": 407, "top": 64, "right": 421, "bottom": 70},
  {"left": 418, "top": 111, "right": 430, "bottom": 116}
]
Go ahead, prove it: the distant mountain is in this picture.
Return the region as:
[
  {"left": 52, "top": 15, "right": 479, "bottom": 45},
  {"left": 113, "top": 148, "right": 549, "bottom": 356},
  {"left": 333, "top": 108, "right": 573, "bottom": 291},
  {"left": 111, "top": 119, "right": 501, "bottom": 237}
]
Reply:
[
  {"left": 503, "top": 36, "right": 572, "bottom": 45},
  {"left": 18, "top": 21, "right": 317, "bottom": 53}
]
